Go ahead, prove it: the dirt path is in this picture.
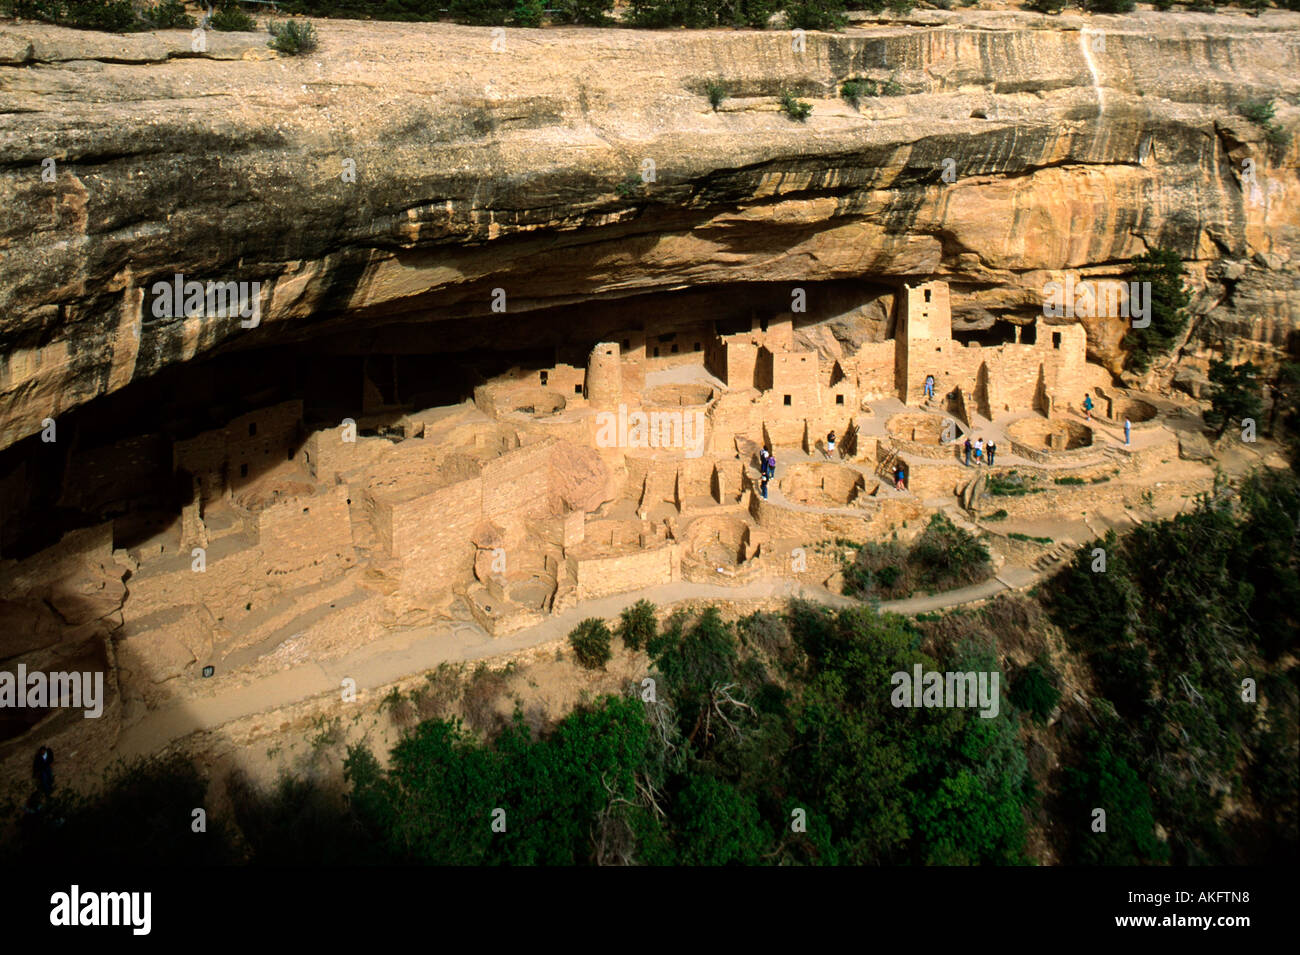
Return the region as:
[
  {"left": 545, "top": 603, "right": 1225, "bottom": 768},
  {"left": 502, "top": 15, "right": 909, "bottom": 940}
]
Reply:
[{"left": 114, "top": 561, "right": 1042, "bottom": 761}]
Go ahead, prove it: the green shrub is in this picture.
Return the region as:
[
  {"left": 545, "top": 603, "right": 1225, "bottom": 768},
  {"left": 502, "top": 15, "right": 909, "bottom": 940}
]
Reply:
[
  {"left": 211, "top": 2, "right": 256, "bottom": 30},
  {"left": 1085, "top": 0, "right": 1134, "bottom": 10},
  {"left": 1152, "top": 0, "right": 1174, "bottom": 8},
  {"left": 783, "top": 0, "right": 847, "bottom": 30},
  {"left": 1240, "top": 100, "right": 1277, "bottom": 126},
  {"left": 1009, "top": 659, "right": 1062, "bottom": 724},
  {"left": 779, "top": 89, "right": 813, "bottom": 121},
  {"left": 510, "top": 0, "right": 544, "bottom": 24},
  {"left": 987, "top": 470, "right": 1039, "bottom": 497},
  {"left": 569, "top": 617, "right": 613, "bottom": 670},
  {"left": 1054, "top": 476, "right": 1085, "bottom": 486},
  {"left": 887, "top": 0, "right": 914, "bottom": 11},
  {"left": 845, "top": 513, "right": 990, "bottom": 598},
  {"left": 840, "top": 78, "right": 879, "bottom": 108},
  {"left": 1265, "top": 124, "right": 1291, "bottom": 150},
  {"left": 268, "top": 17, "right": 317, "bottom": 53},
  {"left": 881, "top": 75, "right": 905, "bottom": 96},
  {"left": 1025, "top": 0, "right": 1067, "bottom": 12},
  {"left": 985, "top": 508, "right": 1009, "bottom": 521},
  {"left": 1122, "top": 247, "right": 1191, "bottom": 373},
  {"left": 626, "top": 0, "right": 774, "bottom": 27},
  {"left": 617, "top": 600, "right": 657, "bottom": 651},
  {"left": 705, "top": 79, "right": 728, "bottom": 111},
  {"left": 909, "top": 512, "right": 991, "bottom": 590},
  {"left": 614, "top": 173, "right": 643, "bottom": 198},
  {"left": 13, "top": 0, "right": 144, "bottom": 30},
  {"left": 1205, "top": 360, "right": 1263, "bottom": 436},
  {"left": 1008, "top": 532, "right": 1053, "bottom": 544},
  {"left": 448, "top": 0, "right": 514, "bottom": 24},
  {"left": 1238, "top": 100, "right": 1290, "bottom": 153},
  {"left": 548, "top": 0, "right": 613, "bottom": 22},
  {"left": 143, "top": 0, "right": 195, "bottom": 27}
]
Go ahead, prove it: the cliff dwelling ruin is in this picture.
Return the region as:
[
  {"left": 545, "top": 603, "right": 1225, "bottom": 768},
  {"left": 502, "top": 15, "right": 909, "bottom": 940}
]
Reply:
[{"left": 1, "top": 273, "right": 1215, "bottom": 764}]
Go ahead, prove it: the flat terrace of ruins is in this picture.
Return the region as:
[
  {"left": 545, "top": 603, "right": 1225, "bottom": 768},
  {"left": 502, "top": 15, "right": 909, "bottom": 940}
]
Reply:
[{"left": 0, "top": 279, "right": 1209, "bottom": 754}]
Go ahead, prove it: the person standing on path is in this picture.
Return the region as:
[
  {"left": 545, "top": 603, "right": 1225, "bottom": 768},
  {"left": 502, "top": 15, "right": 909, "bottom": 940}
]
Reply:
[
  {"left": 825, "top": 431, "right": 836, "bottom": 459},
  {"left": 759, "top": 447, "right": 769, "bottom": 475},
  {"left": 987, "top": 440, "right": 997, "bottom": 467},
  {"left": 974, "top": 437, "right": 984, "bottom": 464},
  {"left": 760, "top": 476, "right": 768, "bottom": 499},
  {"left": 963, "top": 437, "right": 972, "bottom": 467},
  {"left": 767, "top": 453, "right": 776, "bottom": 480},
  {"left": 895, "top": 466, "right": 906, "bottom": 491},
  {"left": 924, "top": 374, "right": 935, "bottom": 399},
  {"left": 1083, "top": 393, "right": 1094, "bottom": 421},
  {"left": 1124, "top": 418, "right": 1131, "bottom": 445},
  {"left": 32, "top": 746, "right": 53, "bottom": 795}
]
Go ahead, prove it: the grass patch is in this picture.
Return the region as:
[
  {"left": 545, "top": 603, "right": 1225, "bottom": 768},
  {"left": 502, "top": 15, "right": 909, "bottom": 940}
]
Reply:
[
  {"left": 1009, "top": 532, "right": 1054, "bottom": 545},
  {"left": 987, "top": 470, "right": 1043, "bottom": 497},
  {"left": 1054, "top": 476, "right": 1086, "bottom": 486}
]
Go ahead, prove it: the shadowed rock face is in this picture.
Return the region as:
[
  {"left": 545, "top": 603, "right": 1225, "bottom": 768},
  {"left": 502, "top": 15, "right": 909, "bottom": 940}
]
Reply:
[{"left": 1, "top": 11, "right": 1297, "bottom": 451}]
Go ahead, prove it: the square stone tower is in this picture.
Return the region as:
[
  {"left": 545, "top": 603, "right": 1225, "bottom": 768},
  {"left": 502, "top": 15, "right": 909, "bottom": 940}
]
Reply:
[{"left": 896, "top": 280, "right": 953, "bottom": 403}]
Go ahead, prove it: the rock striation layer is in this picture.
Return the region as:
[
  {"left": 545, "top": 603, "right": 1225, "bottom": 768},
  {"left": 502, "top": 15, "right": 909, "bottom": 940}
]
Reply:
[{"left": 1, "top": 10, "right": 1298, "bottom": 451}]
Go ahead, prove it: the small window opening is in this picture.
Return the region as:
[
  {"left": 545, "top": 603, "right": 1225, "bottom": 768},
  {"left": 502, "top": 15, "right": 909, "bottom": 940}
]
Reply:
[{"left": 783, "top": 395, "right": 792, "bottom": 406}]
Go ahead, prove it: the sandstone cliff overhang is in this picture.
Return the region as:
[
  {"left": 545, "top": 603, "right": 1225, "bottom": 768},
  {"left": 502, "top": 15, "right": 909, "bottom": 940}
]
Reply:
[{"left": 1, "top": 11, "right": 1297, "bottom": 451}]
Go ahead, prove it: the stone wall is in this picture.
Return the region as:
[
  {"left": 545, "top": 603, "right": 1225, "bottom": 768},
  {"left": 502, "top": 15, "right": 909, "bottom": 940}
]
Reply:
[
  {"left": 174, "top": 399, "right": 303, "bottom": 504},
  {"left": 252, "top": 484, "right": 354, "bottom": 580},
  {"left": 853, "top": 342, "right": 898, "bottom": 400},
  {"left": 378, "top": 476, "right": 482, "bottom": 591},
  {"left": 482, "top": 438, "right": 559, "bottom": 525},
  {"left": 572, "top": 543, "right": 679, "bottom": 601}
]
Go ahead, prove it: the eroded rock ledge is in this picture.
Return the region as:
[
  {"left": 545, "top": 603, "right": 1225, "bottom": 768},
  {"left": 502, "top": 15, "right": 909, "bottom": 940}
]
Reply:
[{"left": 1, "top": 11, "right": 1298, "bottom": 451}]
